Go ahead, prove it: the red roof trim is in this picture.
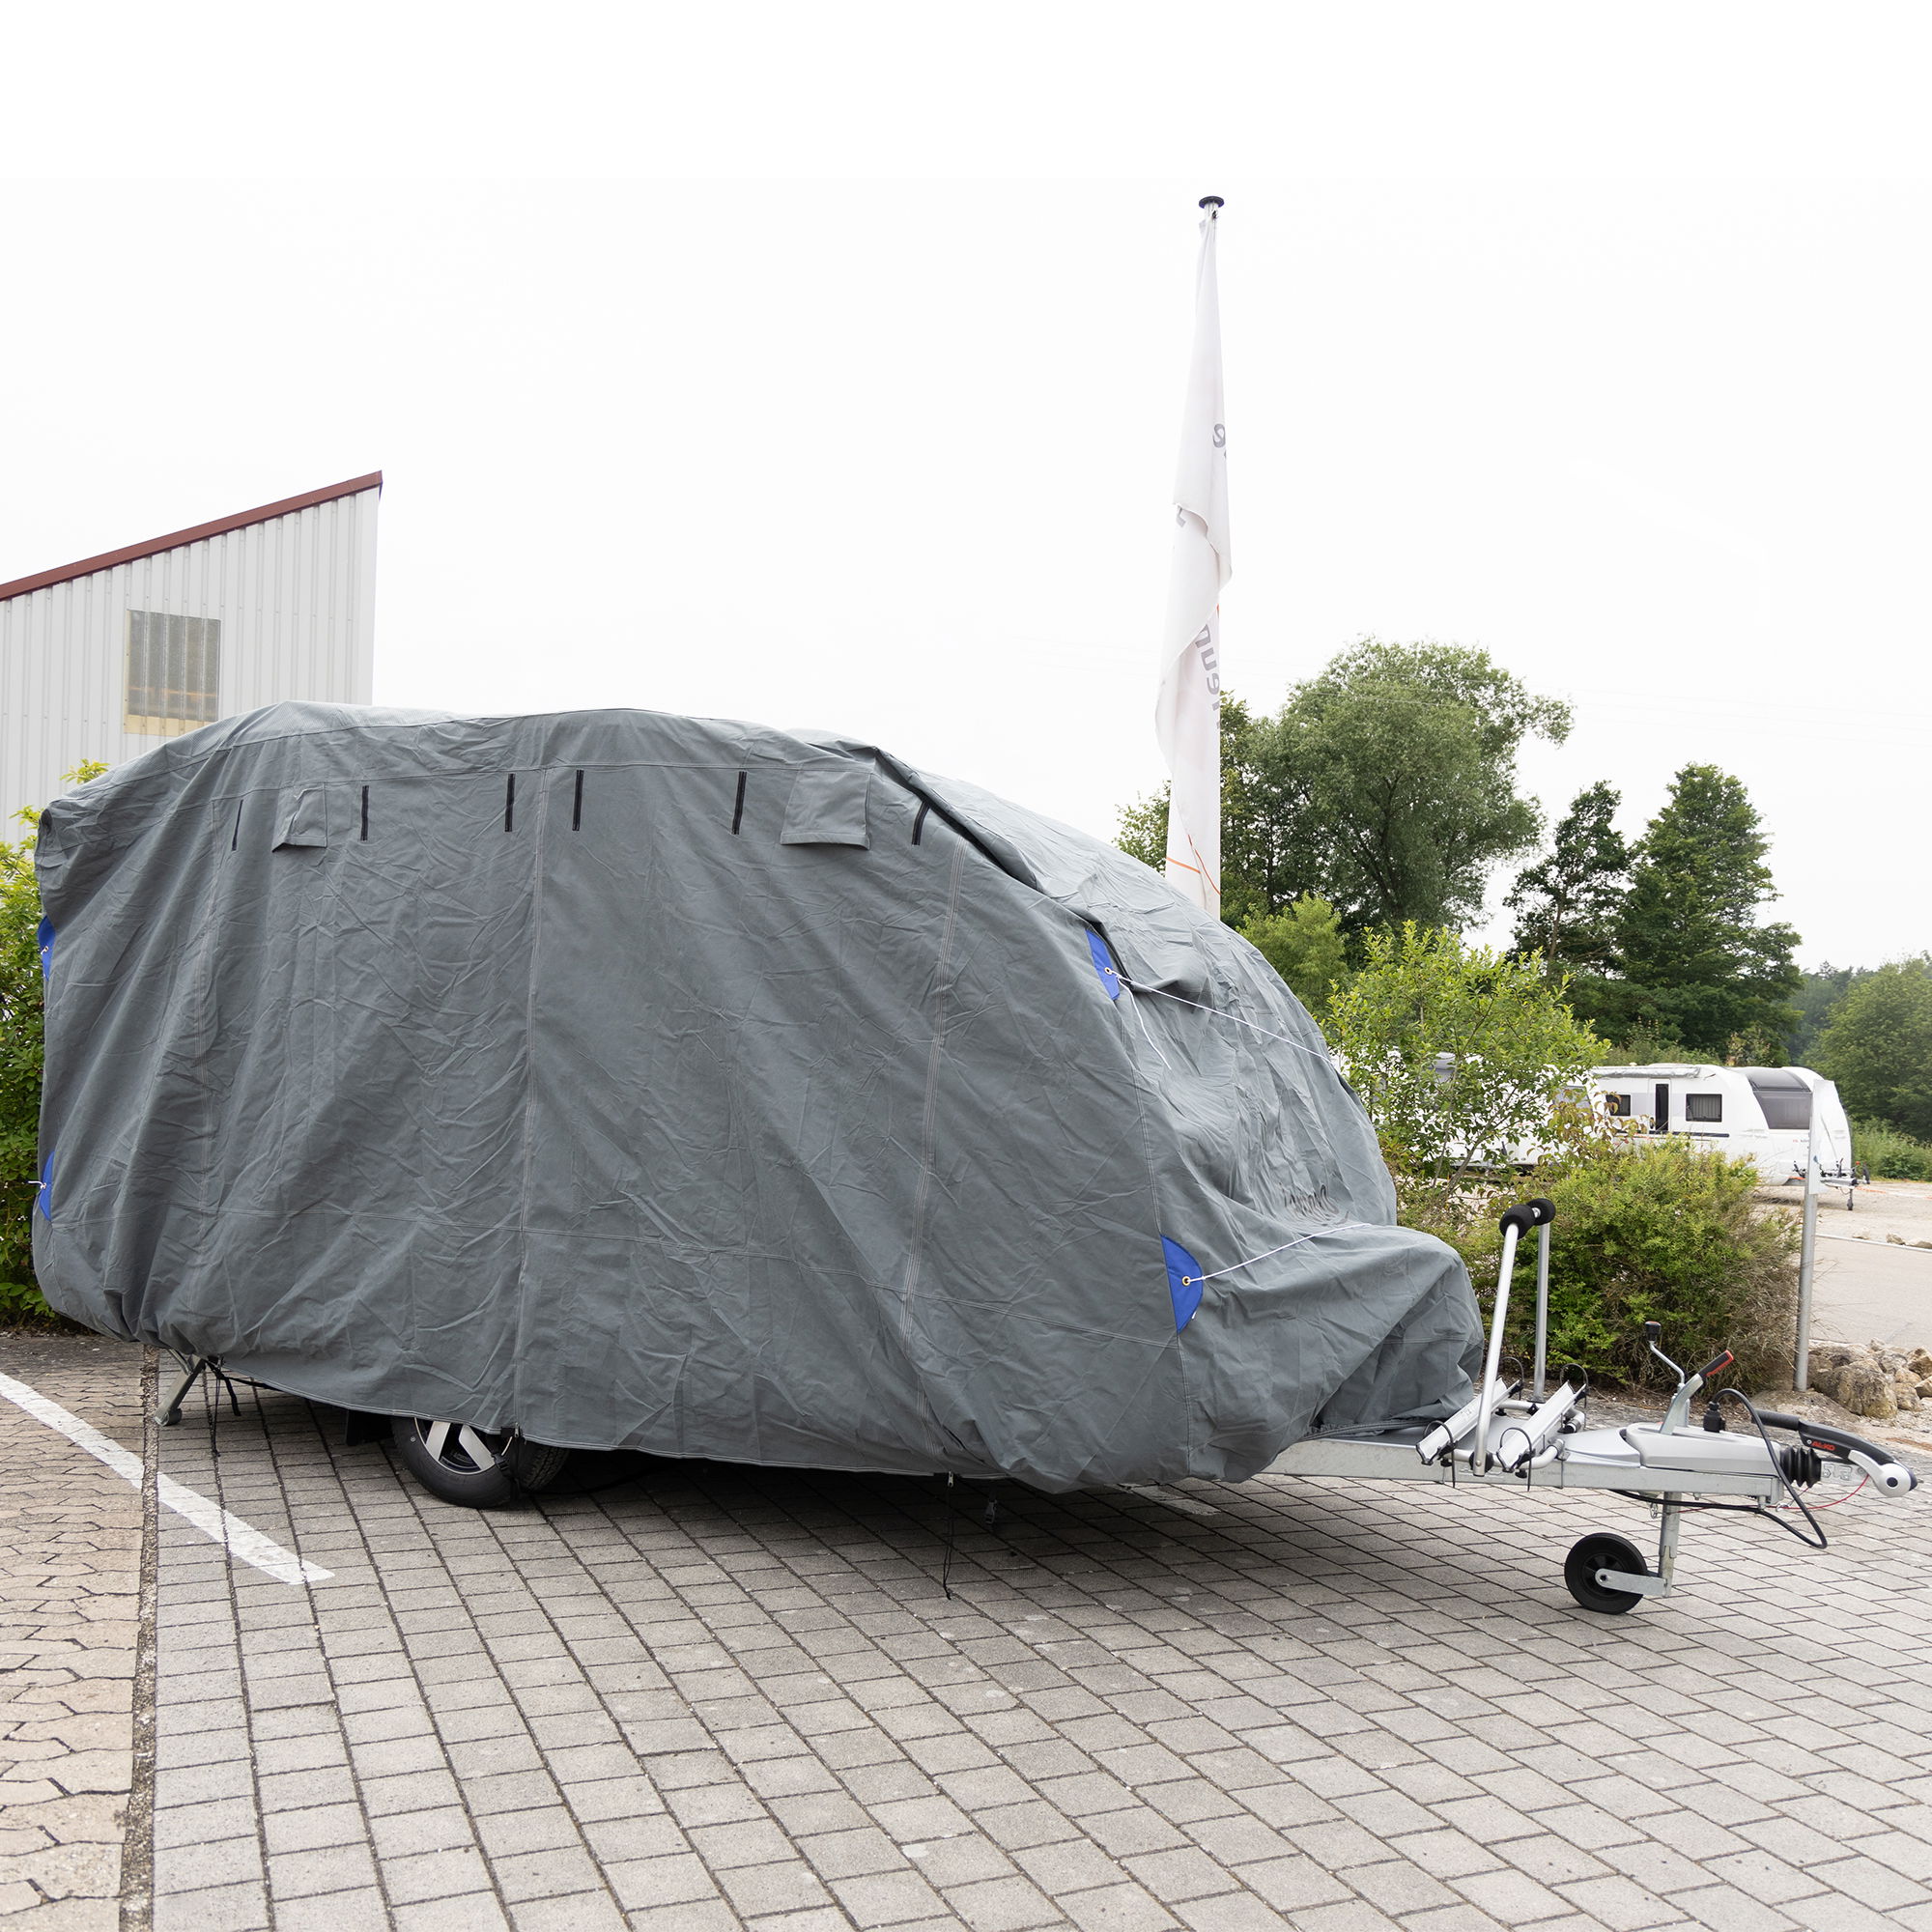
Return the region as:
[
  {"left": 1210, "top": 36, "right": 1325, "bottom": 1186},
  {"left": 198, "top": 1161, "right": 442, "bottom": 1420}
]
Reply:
[{"left": 0, "top": 471, "right": 384, "bottom": 602}]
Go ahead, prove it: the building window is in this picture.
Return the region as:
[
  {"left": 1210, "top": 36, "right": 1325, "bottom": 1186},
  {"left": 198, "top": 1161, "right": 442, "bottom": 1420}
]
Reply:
[
  {"left": 1685, "top": 1094, "right": 1723, "bottom": 1122},
  {"left": 1604, "top": 1093, "right": 1633, "bottom": 1117},
  {"left": 126, "top": 611, "right": 220, "bottom": 735}
]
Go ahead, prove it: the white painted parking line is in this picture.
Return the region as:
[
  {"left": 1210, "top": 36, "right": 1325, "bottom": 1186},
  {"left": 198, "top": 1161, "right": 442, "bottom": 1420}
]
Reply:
[{"left": 0, "top": 1370, "right": 331, "bottom": 1586}]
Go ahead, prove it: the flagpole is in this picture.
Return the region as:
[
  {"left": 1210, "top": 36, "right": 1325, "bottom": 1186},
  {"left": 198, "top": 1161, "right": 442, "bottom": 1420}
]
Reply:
[{"left": 1153, "top": 193, "right": 1232, "bottom": 919}]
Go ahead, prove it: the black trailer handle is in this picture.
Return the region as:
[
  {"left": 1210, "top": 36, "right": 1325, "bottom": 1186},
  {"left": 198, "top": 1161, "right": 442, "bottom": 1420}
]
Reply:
[
  {"left": 1751, "top": 1408, "right": 1918, "bottom": 1493},
  {"left": 1497, "top": 1197, "right": 1556, "bottom": 1236}
]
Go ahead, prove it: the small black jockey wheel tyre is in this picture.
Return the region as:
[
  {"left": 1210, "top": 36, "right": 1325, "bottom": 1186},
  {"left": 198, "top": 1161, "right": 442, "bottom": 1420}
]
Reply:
[
  {"left": 391, "top": 1416, "right": 573, "bottom": 1508},
  {"left": 1564, "top": 1532, "right": 1650, "bottom": 1614}
]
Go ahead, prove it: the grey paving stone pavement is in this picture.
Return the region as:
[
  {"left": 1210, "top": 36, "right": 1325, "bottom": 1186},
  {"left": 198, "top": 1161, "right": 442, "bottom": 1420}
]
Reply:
[
  {"left": 0, "top": 1333, "right": 145, "bottom": 1931},
  {"left": 7, "top": 1334, "right": 1932, "bottom": 1930},
  {"left": 130, "top": 1371, "right": 1932, "bottom": 1931}
]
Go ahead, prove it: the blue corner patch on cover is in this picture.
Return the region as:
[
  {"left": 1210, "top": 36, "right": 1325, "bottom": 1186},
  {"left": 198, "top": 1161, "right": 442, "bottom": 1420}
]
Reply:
[
  {"left": 1086, "top": 929, "right": 1122, "bottom": 1001},
  {"left": 1162, "top": 1236, "right": 1204, "bottom": 1331},
  {"left": 36, "top": 1150, "right": 52, "bottom": 1221},
  {"left": 35, "top": 918, "right": 53, "bottom": 978}
]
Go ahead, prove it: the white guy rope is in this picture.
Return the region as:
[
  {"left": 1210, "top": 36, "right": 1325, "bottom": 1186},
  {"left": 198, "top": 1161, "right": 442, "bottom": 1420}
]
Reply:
[
  {"left": 1119, "top": 978, "right": 1337, "bottom": 1064},
  {"left": 0, "top": 1370, "right": 331, "bottom": 1587},
  {"left": 1124, "top": 988, "right": 1172, "bottom": 1068},
  {"left": 1179, "top": 1221, "right": 1373, "bottom": 1287}
]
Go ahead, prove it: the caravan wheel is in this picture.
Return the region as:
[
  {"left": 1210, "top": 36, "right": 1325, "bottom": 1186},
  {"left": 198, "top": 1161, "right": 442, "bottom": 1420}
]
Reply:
[
  {"left": 391, "top": 1416, "right": 572, "bottom": 1508},
  {"left": 1563, "top": 1533, "right": 1648, "bottom": 1614}
]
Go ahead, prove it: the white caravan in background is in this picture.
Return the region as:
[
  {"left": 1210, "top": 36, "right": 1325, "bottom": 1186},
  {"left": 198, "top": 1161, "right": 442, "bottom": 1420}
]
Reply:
[{"left": 1587, "top": 1064, "right": 1858, "bottom": 1183}]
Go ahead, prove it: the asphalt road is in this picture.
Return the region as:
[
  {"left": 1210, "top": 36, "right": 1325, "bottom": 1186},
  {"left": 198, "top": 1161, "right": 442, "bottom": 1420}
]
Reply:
[
  {"left": 1807, "top": 1236, "right": 1932, "bottom": 1350},
  {"left": 1755, "top": 1179, "right": 1932, "bottom": 1356}
]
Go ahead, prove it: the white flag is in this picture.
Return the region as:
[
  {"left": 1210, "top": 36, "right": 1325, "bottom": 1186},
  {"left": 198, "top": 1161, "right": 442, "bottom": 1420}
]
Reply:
[{"left": 1154, "top": 200, "right": 1231, "bottom": 916}]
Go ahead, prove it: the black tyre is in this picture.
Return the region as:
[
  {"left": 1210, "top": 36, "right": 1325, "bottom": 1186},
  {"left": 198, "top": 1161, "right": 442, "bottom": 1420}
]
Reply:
[
  {"left": 390, "top": 1416, "right": 573, "bottom": 1508},
  {"left": 1564, "top": 1532, "right": 1649, "bottom": 1613}
]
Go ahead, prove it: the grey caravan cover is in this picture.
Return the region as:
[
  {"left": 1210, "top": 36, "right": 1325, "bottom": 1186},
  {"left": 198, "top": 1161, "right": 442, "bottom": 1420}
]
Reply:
[{"left": 35, "top": 703, "right": 1482, "bottom": 1491}]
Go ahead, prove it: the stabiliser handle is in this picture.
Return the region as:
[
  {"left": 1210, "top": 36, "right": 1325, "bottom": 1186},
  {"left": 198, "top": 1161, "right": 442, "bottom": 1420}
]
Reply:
[
  {"left": 1694, "top": 1350, "right": 1735, "bottom": 1384},
  {"left": 1496, "top": 1198, "right": 1557, "bottom": 1236}
]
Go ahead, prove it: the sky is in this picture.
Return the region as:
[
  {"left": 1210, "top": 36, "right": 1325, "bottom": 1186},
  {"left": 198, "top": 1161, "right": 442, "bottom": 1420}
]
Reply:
[{"left": 4, "top": 4, "right": 1930, "bottom": 969}]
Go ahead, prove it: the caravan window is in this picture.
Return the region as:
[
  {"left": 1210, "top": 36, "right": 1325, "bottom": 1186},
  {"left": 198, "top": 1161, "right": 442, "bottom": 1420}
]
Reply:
[
  {"left": 1685, "top": 1094, "right": 1722, "bottom": 1122},
  {"left": 1747, "top": 1072, "right": 1813, "bottom": 1131},
  {"left": 1604, "top": 1093, "right": 1633, "bottom": 1117}
]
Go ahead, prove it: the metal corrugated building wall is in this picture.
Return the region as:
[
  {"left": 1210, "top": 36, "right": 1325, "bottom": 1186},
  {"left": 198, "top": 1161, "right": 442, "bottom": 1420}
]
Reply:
[{"left": 0, "top": 473, "right": 380, "bottom": 818}]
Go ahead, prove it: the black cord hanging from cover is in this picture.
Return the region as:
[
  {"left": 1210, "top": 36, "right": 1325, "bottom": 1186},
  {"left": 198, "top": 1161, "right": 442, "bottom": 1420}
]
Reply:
[{"left": 940, "top": 1473, "right": 958, "bottom": 1599}]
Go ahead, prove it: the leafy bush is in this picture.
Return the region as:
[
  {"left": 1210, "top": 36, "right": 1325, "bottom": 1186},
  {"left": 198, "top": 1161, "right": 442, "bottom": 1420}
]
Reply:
[
  {"left": 1402, "top": 1135, "right": 1799, "bottom": 1393},
  {"left": 0, "top": 1278, "right": 63, "bottom": 1327},
  {"left": 1853, "top": 1118, "right": 1932, "bottom": 1182},
  {"left": 0, "top": 825, "right": 45, "bottom": 1318},
  {"left": 1327, "top": 923, "right": 1605, "bottom": 1181},
  {"left": 0, "top": 761, "right": 106, "bottom": 1326}
]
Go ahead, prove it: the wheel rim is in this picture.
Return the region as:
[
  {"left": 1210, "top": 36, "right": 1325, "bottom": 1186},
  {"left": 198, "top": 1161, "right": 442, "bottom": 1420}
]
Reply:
[{"left": 412, "top": 1418, "right": 506, "bottom": 1475}]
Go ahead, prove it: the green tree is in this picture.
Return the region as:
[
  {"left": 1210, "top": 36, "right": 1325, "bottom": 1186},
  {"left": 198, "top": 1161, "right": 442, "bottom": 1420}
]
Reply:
[
  {"left": 1118, "top": 642, "right": 1570, "bottom": 937},
  {"left": 1722, "top": 1024, "right": 1789, "bottom": 1068},
  {"left": 1505, "top": 781, "right": 1629, "bottom": 973},
  {"left": 1789, "top": 961, "right": 1863, "bottom": 1064},
  {"left": 1277, "top": 642, "right": 1570, "bottom": 933},
  {"left": 1814, "top": 956, "right": 1932, "bottom": 1140},
  {"left": 0, "top": 760, "right": 108, "bottom": 1316},
  {"left": 1610, "top": 1018, "right": 1690, "bottom": 1064},
  {"left": 1236, "top": 895, "right": 1349, "bottom": 1017},
  {"left": 1607, "top": 764, "right": 1801, "bottom": 1058},
  {"left": 1325, "top": 923, "right": 1605, "bottom": 1180}
]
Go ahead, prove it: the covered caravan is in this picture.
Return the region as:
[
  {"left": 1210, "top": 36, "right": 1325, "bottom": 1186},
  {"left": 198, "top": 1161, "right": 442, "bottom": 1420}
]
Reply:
[{"left": 34, "top": 703, "right": 1481, "bottom": 1492}]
